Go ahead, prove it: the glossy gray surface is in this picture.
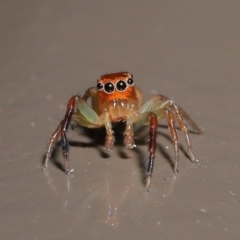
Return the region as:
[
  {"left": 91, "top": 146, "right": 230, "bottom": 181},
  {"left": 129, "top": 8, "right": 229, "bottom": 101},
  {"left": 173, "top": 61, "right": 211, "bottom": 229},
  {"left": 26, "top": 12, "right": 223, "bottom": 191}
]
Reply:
[{"left": 1, "top": 1, "right": 240, "bottom": 239}]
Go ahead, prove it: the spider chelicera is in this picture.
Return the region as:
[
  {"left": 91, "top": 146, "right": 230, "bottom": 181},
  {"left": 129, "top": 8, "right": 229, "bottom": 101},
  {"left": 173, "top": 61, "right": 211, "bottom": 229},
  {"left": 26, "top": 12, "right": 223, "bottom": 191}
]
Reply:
[{"left": 43, "top": 72, "right": 202, "bottom": 191}]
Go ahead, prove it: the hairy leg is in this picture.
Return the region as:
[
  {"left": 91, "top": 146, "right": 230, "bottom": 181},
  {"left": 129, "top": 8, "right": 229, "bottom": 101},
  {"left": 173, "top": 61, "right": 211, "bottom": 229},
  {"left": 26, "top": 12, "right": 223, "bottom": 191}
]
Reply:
[
  {"left": 166, "top": 110, "right": 180, "bottom": 173},
  {"left": 140, "top": 94, "right": 202, "bottom": 133},
  {"left": 124, "top": 114, "right": 136, "bottom": 149},
  {"left": 43, "top": 96, "right": 78, "bottom": 173},
  {"left": 104, "top": 112, "right": 115, "bottom": 151},
  {"left": 172, "top": 104, "right": 199, "bottom": 163},
  {"left": 177, "top": 105, "right": 203, "bottom": 134},
  {"left": 43, "top": 124, "right": 62, "bottom": 170}
]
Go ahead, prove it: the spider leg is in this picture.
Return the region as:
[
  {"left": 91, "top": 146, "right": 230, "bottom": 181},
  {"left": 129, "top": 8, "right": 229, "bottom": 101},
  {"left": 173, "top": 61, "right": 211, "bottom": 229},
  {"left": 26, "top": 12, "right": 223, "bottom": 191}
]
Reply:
[
  {"left": 73, "top": 93, "right": 115, "bottom": 151},
  {"left": 172, "top": 104, "right": 199, "bottom": 163},
  {"left": 104, "top": 112, "right": 115, "bottom": 151},
  {"left": 137, "top": 94, "right": 202, "bottom": 190},
  {"left": 177, "top": 106, "right": 203, "bottom": 134},
  {"left": 124, "top": 113, "right": 136, "bottom": 149},
  {"left": 43, "top": 124, "right": 61, "bottom": 170},
  {"left": 81, "top": 86, "right": 115, "bottom": 150},
  {"left": 166, "top": 109, "right": 180, "bottom": 173},
  {"left": 145, "top": 113, "right": 158, "bottom": 191},
  {"left": 61, "top": 131, "right": 72, "bottom": 173},
  {"left": 74, "top": 110, "right": 115, "bottom": 151},
  {"left": 43, "top": 96, "right": 78, "bottom": 173}
]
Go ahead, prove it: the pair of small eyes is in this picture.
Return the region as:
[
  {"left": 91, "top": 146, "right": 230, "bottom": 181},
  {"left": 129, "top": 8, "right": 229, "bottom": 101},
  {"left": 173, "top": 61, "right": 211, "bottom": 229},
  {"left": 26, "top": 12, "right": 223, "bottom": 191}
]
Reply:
[{"left": 97, "top": 78, "right": 134, "bottom": 93}]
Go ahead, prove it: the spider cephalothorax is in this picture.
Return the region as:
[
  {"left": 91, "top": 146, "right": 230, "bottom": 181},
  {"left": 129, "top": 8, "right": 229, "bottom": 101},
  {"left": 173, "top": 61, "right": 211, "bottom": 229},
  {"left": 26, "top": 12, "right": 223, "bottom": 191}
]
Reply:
[
  {"left": 43, "top": 72, "right": 202, "bottom": 191},
  {"left": 97, "top": 72, "right": 134, "bottom": 96}
]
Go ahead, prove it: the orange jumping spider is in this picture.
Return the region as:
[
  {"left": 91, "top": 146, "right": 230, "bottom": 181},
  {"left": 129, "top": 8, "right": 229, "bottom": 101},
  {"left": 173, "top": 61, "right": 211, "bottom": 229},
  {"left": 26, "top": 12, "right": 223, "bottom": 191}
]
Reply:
[{"left": 43, "top": 72, "right": 202, "bottom": 190}]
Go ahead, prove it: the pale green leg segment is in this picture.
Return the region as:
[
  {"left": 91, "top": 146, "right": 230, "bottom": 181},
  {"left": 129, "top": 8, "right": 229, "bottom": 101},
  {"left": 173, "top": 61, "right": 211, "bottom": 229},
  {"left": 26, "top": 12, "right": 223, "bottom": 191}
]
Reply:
[
  {"left": 72, "top": 98, "right": 101, "bottom": 128},
  {"left": 73, "top": 100, "right": 115, "bottom": 151}
]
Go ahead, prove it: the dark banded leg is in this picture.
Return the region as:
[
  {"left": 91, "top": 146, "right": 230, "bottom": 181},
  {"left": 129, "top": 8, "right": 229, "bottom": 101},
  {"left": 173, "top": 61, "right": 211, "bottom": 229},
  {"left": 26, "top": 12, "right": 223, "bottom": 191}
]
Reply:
[
  {"left": 145, "top": 113, "right": 158, "bottom": 191},
  {"left": 43, "top": 95, "right": 78, "bottom": 173}
]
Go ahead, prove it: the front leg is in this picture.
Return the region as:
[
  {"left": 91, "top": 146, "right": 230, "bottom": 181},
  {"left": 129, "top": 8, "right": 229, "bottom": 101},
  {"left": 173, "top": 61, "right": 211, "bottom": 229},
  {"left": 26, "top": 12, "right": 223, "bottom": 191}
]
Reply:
[
  {"left": 124, "top": 114, "right": 136, "bottom": 149},
  {"left": 104, "top": 113, "right": 115, "bottom": 151},
  {"left": 43, "top": 95, "right": 78, "bottom": 173}
]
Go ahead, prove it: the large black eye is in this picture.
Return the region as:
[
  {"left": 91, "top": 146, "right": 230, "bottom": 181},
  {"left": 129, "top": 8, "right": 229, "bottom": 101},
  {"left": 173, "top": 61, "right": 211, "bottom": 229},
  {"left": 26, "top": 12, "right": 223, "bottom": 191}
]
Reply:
[
  {"left": 97, "top": 82, "right": 103, "bottom": 90},
  {"left": 116, "top": 80, "right": 127, "bottom": 91},
  {"left": 127, "top": 78, "right": 134, "bottom": 85},
  {"left": 104, "top": 82, "right": 114, "bottom": 93}
]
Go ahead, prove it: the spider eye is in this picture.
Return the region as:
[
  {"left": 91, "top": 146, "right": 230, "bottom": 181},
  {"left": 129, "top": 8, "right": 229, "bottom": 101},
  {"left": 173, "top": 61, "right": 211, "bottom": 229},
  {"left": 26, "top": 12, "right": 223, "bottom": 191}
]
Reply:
[
  {"left": 97, "top": 82, "right": 103, "bottom": 90},
  {"left": 127, "top": 78, "right": 134, "bottom": 85},
  {"left": 104, "top": 82, "right": 115, "bottom": 93},
  {"left": 116, "top": 80, "right": 127, "bottom": 92}
]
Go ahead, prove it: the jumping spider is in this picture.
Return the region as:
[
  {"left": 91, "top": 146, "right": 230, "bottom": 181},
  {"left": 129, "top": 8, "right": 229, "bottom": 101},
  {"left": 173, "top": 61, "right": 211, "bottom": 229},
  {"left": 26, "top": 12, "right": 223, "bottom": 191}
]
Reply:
[{"left": 43, "top": 72, "right": 202, "bottom": 191}]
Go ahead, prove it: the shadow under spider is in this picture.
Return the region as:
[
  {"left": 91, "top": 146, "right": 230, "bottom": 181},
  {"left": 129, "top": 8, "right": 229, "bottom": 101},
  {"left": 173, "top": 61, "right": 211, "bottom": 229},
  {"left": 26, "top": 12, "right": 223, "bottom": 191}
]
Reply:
[{"left": 42, "top": 122, "right": 199, "bottom": 185}]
